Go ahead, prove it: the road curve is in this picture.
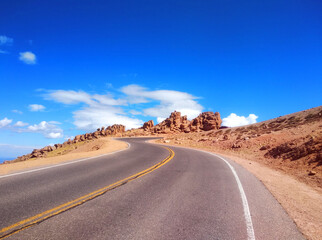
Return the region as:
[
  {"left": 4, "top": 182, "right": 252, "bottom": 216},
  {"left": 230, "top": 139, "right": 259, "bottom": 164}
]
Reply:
[{"left": 0, "top": 138, "right": 304, "bottom": 240}]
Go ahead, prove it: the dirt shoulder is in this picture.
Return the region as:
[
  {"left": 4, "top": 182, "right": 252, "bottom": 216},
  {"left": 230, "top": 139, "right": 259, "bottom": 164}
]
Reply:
[
  {"left": 0, "top": 138, "right": 128, "bottom": 176},
  {"left": 151, "top": 139, "right": 322, "bottom": 240}
]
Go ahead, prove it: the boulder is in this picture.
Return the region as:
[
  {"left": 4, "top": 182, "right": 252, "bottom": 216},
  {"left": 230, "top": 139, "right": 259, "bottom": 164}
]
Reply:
[
  {"left": 42, "top": 146, "right": 53, "bottom": 152},
  {"left": 150, "top": 111, "right": 190, "bottom": 133},
  {"left": 143, "top": 120, "right": 154, "bottom": 130},
  {"left": 190, "top": 112, "right": 222, "bottom": 131},
  {"left": 74, "top": 135, "right": 82, "bottom": 143}
]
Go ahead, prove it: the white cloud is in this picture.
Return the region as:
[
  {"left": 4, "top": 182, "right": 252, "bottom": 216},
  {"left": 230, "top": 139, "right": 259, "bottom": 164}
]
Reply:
[
  {"left": 121, "top": 84, "right": 203, "bottom": 120},
  {"left": 0, "top": 49, "right": 8, "bottom": 54},
  {"left": 14, "top": 121, "right": 28, "bottom": 127},
  {"left": 45, "top": 90, "right": 93, "bottom": 105},
  {"left": 0, "top": 35, "right": 13, "bottom": 45},
  {"left": 222, "top": 113, "right": 258, "bottom": 127},
  {"left": 29, "top": 104, "right": 45, "bottom": 112},
  {"left": 45, "top": 90, "right": 127, "bottom": 106},
  {"left": 12, "top": 109, "right": 23, "bottom": 114},
  {"left": 157, "top": 117, "right": 166, "bottom": 123},
  {"left": 45, "top": 89, "right": 141, "bottom": 131},
  {"left": 92, "top": 94, "right": 127, "bottom": 106},
  {"left": 26, "top": 121, "right": 63, "bottom": 138},
  {"left": 129, "top": 110, "right": 141, "bottom": 115},
  {"left": 47, "top": 132, "right": 63, "bottom": 139},
  {"left": 48, "top": 121, "right": 61, "bottom": 125},
  {"left": 73, "top": 105, "right": 143, "bottom": 131},
  {"left": 0, "top": 118, "right": 12, "bottom": 128},
  {"left": 44, "top": 85, "right": 204, "bottom": 131},
  {"left": 19, "top": 51, "right": 36, "bottom": 64}
]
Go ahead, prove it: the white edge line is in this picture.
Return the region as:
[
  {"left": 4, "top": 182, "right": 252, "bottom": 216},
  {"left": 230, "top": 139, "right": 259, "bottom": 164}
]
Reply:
[
  {"left": 210, "top": 152, "right": 256, "bottom": 240},
  {"left": 149, "top": 142, "right": 256, "bottom": 240},
  {"left": 0, "top": 142, "right": 131, "bottom": 179}
]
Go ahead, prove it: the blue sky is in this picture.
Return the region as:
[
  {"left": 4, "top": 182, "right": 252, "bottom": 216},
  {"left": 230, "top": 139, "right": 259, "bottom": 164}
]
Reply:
[{"left": 0, "top": 0, "right": 321, "bottom": 159}]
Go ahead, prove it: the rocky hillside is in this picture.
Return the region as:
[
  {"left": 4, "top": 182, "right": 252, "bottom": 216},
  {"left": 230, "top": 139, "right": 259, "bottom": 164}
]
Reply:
[
  {"left": 7, "top": 110, "right": 222, "bottom": 163},
  {"left": 159, "top": 106, "right": 322, "bottom": 189},
  {"left": 9, "top": 124, "right": 126, "bottom": 163}
]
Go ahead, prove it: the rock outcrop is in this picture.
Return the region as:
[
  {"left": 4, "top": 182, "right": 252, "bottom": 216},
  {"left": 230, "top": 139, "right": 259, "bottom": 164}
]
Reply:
[
  {"left": 143, "top": 120, "right": 154, "bottom": 130},
  {"left": 152, "top": 111, "right": 190, "bottom": 134},
  {"left": 191, "top": 112, "right": 222, "bottom": 131},
  {"left": 145, "top": 110, "right": 222, "bottom": 134},
  {"left": 12, "top": 124, "right": 126, "bottom": 162}
]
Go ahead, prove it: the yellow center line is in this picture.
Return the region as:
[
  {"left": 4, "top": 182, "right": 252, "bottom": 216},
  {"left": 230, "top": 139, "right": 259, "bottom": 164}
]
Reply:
[{"left": 0, "top": 147, "right": 175, "bottom": 239}]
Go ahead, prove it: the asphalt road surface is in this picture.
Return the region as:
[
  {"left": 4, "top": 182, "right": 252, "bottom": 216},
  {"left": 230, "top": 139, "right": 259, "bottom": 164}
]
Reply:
[{"left": 0, "top": 138, "right": 304, "bottom": 239}]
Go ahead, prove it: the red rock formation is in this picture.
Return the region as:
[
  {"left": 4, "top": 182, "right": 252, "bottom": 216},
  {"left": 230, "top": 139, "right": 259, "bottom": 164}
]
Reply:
[
  {"left": 149, "top": 111, "right": 221, "bottom": 134},
  {"left": 190, "top": 112, "right": 222, "bottom": 131},
  {"left": 105, "top": 124, "right": 125, "bottom": 135},
  {"left": 153, "top": 111, "right": 190, "bottom": 133},
  {"left": 143, "top": 120, "right": 154, "bottom": 130}
]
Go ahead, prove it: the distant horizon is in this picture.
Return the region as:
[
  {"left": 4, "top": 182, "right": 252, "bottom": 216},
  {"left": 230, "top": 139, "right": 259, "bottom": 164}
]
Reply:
[{"left": 0, "top": 157, "right": 15, "bottom": 163}]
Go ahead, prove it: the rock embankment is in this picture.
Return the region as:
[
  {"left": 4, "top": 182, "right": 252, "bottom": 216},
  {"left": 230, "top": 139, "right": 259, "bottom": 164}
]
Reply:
[{"left": 12, "top": 124, "right": 125, "bottom": 162}]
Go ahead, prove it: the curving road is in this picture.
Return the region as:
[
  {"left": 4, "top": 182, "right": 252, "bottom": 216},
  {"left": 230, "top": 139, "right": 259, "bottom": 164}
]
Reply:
[{"left": 0, "top": 138, "right": 303, "bottom": 239}]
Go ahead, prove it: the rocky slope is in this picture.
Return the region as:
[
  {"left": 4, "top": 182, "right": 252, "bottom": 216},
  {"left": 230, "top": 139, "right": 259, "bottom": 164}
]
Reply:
[
  {"left": 9, "top": 124, "right": 126, "bottom": 163},
  {"left": 158, "top": 106, "right": 322, "bottom": 189},
  {"left": 7, "top": 110, "right": 222, "bottom": 163}
]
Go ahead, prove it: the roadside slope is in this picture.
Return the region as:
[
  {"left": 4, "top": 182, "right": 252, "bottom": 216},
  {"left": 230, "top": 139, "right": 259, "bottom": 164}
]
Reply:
[{"left": 0, "top": 138, "right": 128, "bottom": 176}]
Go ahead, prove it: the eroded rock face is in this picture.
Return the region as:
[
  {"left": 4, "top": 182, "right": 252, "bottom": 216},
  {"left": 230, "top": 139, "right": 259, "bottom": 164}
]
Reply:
[
  {"left": 152, "top": 111, "right": 190, "bottom": 134},
  {"left": 105, "top": 124, "right": 125, "bottom": 135},
  {"left": 191, "top": 112, "right": 222, "bottom": 131},
  {"left": 148, "top": 111, "right": 222, "bottom": 134},
  {"left": 143, "top": 120, "right": 154, "bottom": 130}
]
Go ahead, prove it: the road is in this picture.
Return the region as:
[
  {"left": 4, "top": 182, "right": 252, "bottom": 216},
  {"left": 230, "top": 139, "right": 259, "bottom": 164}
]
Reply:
[{"left": 0, "top": 138, "right": 304, "bottom": 239}]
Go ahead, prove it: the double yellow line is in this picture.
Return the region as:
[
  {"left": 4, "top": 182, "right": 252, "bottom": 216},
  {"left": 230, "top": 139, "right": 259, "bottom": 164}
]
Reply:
[{"left": 0, "top": 147, "right": 175, "bottom": 239}]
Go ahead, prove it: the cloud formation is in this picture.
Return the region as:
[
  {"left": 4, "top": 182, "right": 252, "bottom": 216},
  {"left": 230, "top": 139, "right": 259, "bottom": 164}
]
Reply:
[
  {"left": 222, "top": 113, "right": 258, "bottom": 127},
  {"left": 0, "top": 35, "right": 13, "bottom": 54},
  {"left": 0, "top": 35, "right": 13, "bottom": 45},
  {"left": 45, "top": 90, "right": 126, "bottom": 106},
  {"left": 12, "top": 109, "right": 23, "bottom": 114},
  {"left": 0, "top": 118, "right": 12, "bottom": 128},
  {"left": 14, "top": 121, "right": 29, "bottom": 127},
  {"left": 45, "top": 85, "right": 204, "bottom": 131},
  {"left": 19, "top": 51, "right": 36, "bottom": 64},
  {"left": 29, "top": 104, "right": 45, "bottom": 112},
  {"left": 73, "top": 105, "right": 143, "bottom": 130},
  {"left": 121, "top": 84, "right": 203, "bottom": 120},
  {"left": 26, "top": 121, "right": 63, "bottom": 139},
  {"left": 45, "top": 89, "right": 142, "bottom": 130},
  {"left": 0, "top": 117, "right": 62, "bottom": 139}
]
